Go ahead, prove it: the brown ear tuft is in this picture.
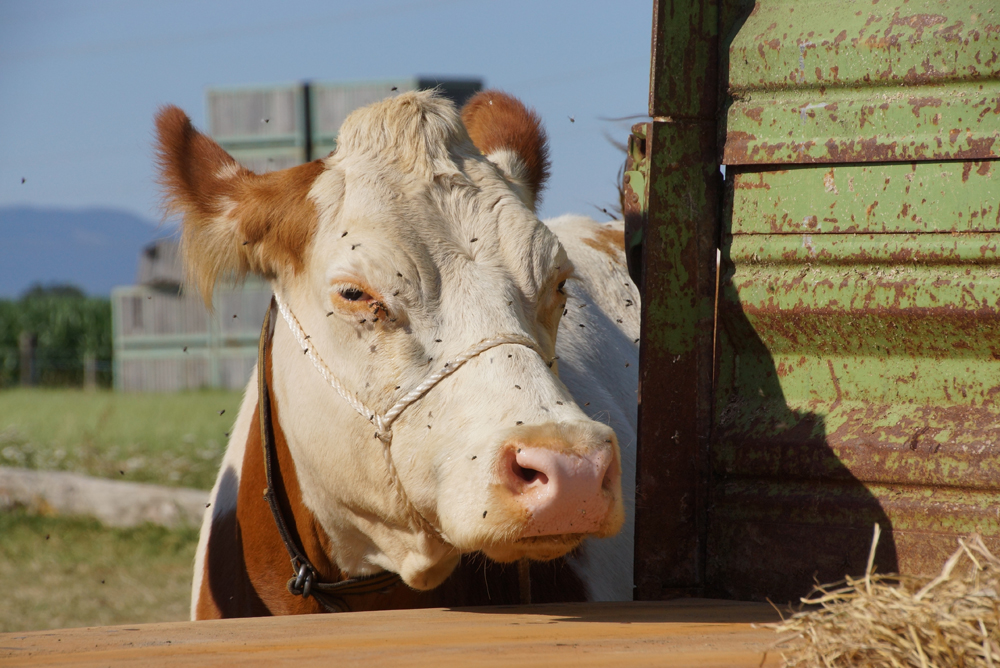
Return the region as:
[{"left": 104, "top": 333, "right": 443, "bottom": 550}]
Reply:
[
  {"left": 155, "top": 105, "right": 246, "bottom": 221},
  {"left": 461, "top": 91, "right": 550, "bottom": 211},
  {"left": 154, "top": 106, "right": 324, "bottom": 305}
]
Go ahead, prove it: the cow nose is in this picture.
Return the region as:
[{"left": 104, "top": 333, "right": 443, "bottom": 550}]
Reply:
[{"left": 501, "top": 429, "right": 618, "bottom": 537}]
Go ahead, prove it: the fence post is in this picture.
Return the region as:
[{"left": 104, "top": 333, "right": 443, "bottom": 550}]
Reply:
[
  {"left": 18, "top": 331, "right": 37, "bottom": 387},
  {"left": 83, "top": 353, "right": 97, "bottom": 391}
]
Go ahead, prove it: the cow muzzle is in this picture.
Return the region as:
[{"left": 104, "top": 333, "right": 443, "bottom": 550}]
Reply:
[{"left": 497, "top": 422, "right": 622, "bottom": 540}]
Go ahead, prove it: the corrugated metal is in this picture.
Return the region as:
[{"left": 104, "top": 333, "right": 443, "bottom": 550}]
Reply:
[
  {"left": 634, "top": 0, "right": 1000, "bottom": 604},
  {"left": 710, "top": 157, "right": 1000, "bottom": 601},
  {"left": 724, "top": 0, "right": 1000, "bottom": 165},
  {"left": 708, "top": 0, "right": 1000, "bottom": 603}
]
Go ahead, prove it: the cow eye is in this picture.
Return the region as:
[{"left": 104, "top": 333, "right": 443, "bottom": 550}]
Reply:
[
  {"left": 340, "top": 288, "right": 366, "bottom": 301},
  {"left": 557, "top": 280, "right": 566, "bottom": 293}
]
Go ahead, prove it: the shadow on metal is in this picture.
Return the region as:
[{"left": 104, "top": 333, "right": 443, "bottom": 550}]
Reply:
[{"left": 708, "top": 230, "right": 899, "bottom": 604}]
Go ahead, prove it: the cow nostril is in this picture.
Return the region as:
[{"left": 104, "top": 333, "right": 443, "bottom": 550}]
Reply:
[
  {"left": 512, "top": 461, "right": 547, "bottom": 485},
  {"left": 601, "top": 462, "right": 614, "bottom": 491}
]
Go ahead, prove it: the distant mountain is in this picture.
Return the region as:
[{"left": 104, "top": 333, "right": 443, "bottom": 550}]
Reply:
[{"left": 0, "top": 206, "right": 175, "bottom": 298}]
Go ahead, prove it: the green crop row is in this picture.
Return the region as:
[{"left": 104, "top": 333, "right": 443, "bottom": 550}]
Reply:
[{"left": 0, "top": 285, "right": 113, "bottom": 388}]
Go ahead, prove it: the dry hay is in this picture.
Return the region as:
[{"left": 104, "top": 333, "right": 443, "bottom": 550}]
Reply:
[{"left": 773, "top": 525, "right": 1000, "bottom": 667}]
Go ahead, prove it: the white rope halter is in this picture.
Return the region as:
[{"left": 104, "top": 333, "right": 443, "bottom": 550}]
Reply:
[{"left": 273, "top": 292, "right": 551, "bottom": 542}]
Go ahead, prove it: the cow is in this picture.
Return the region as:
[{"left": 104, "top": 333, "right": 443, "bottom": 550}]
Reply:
[{"left": 154, "top": 89, "right": 639, "bottom": 619}]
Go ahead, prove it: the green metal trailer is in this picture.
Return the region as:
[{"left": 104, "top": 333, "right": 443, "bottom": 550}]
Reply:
[{"left": 629, "top": 0, "right": 1000, "bottom": 603}]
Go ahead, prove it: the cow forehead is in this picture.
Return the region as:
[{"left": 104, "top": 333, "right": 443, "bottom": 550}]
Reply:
[
  {"left": 309, "top": 158, "right": 567, "bottom": 302},
  {"left": 335, "top": 90, "right": 467, "bottom": 178}
]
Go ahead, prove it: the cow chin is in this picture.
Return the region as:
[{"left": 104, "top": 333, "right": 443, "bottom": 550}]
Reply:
[
  {"left": 482, "top": 534, "right": 587, "bottom": 563},
  {"left": 476, "top": 497, "right": 626, "bottom": 564}
]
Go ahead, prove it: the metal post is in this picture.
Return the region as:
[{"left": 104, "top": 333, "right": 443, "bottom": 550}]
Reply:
[
  {"left": 302, "top": 81, "right": 313, "bottom": 162},
  {"left": 632, "top": 0, "right": 722, "bottom": 600}
]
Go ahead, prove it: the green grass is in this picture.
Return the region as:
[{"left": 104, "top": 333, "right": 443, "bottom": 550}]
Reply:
[
  {"left": 0, "top": 508, "right": 199, "bottom": 632},
  {"left": 0, "top": 388, "right": 243, "bottom": 490},
  {"left": 0, "top": 389, "right": 238, "bottom": 631}
]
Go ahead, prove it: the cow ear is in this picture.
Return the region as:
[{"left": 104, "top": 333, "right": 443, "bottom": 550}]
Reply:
[
  {"left": 154, "top": 105, "right": 326, "bottom": 305},
  {"left": 461, "top": 91, "right": 550, "bottom": 213}
]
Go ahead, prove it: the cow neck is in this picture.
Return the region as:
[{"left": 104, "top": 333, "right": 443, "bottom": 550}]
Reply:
[{"left": 256, "top": 298, "right": 402, "bottom": 613}]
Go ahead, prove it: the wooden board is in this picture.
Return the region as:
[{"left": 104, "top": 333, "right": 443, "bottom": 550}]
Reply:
[{"left": 0, "top": 600, "right": 786, "bottom": 667}]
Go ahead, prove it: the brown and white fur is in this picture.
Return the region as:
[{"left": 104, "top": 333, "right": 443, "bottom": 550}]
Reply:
[{"left": 154, "top": 90, "right": 639, "bottom": 619}]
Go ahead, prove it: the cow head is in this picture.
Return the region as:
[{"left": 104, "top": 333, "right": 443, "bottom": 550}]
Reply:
[{"left": 156, "top": 90, "right": 624, "bottom": 590}]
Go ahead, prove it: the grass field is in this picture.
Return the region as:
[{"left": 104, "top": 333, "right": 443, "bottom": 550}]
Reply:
[
  {"left": 0, "top": 508, "right": 199, "bottom": 632},
  {"left": 0, "top": 388, "right": 243, "bottom": 490},
  {"left": 0, "top": 389, "right": 232, "bottom": 632}
]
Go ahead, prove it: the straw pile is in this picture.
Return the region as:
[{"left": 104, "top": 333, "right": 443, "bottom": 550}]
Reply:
[{"left": 774, "top": 525, "right": 1000, "bottom": 667}]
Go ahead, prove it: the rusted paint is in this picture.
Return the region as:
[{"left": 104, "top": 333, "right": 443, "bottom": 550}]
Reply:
[
  {"left": 730, "top": 233, "right": 1000, "bottom": 268},
  {"left": 729, "top": 0, "right": 999, "bottom": 90},
  {"left": 634, "top": 117, "right": 719, "bottom": 601},
  {"left": 725, "top": 84, "right": 1000, "bottom": 165},
  {"left": 731, "top": 161, "right": 999, "bottom": 234},
  {"left": 622, "top": 123, "right": 650, "bottom": 286},
  {"left": 724, "top": 0, "right": 1000, "bottom": 165},
  {"left": 634, "top": 0, "right": 726, "bottom": 602},
  {"left": 641, "top": 0, "right": 1000, "bottom": 606},
  {"left": 705, "top": 480, "right": 902, "bottom": 602},
  {"left": 649, "top": 0, "right": 720, "bottom": 118},
  {"left": 706, "top": 480, "right": 999, "bottom": 602},
  {"left": 714, "top": 405, "right": 1000, "bottom": 489},
  {"left": 711, "top": 147, "right": 1000, "bottom": 598}
]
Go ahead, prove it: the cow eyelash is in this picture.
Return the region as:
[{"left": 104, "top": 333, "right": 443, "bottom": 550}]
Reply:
[{"left": 339, "top": 288, "right": 367, "bottom": 302}]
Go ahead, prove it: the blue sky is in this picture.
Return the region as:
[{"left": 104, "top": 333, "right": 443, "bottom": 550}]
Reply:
[{"left": 0, "top": 0, "right": 652, "bottom": 226}]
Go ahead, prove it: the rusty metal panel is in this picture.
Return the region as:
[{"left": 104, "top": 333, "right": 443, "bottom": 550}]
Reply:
[
  {"left": 634, "top": 0, "right": 724, "bottom": 601},
  {"left": 709, "top": 155, "right": 1000, "bottom": 601},
  {"left": 725, "top": 0, "right": 1000, "bottom": 165},
  {"left": 649, "top": 0, "right": 720, "bottom": 118},
  {"left": 731, "top": 161, "right": 1000, "bottom": 233},
  {"left": 634, "top": 119, "right": 719, "bottom": 601},
  {"left": 622, "top": 124, "right": 650, "bottom": 286},
  {"left": 637, "top": 0, "right": 1000, "bottom": 606}
]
